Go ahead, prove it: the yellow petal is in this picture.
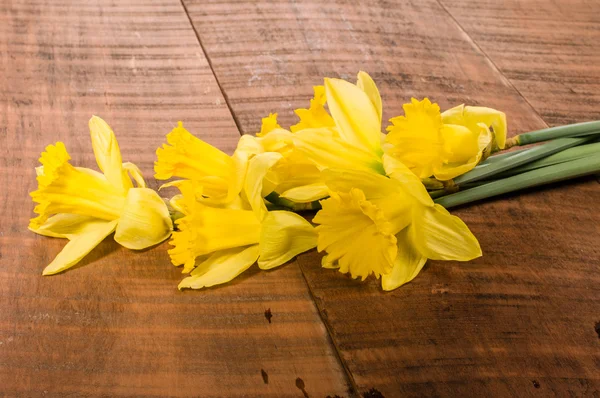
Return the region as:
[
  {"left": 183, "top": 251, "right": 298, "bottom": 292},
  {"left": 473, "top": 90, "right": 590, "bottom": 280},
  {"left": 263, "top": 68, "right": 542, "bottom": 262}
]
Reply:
[
  {"left": 258, "top": 211, "right": 317, "bottom": 270},
  {"left": 293, "top": 128, "right": 384, "bottom": 174},
  {"left": 42, "top": 219, "right": 118, "bottom": 275},
  {"left": 178, "top": 245, "right": 260, "bottom": 290},
  {"left": 314, "top": 189, "right": 397, "bottom": 280},
  {"left": 324, "top": 77, "right": 382, "bottom": 154},
  {"left": 290, "top": 85, "right": 336, "bottom": 132},
  {"left": 381, "top": 228, "right": 428, "bottom": 291},
  {"left": 385, "top": 98, "right": 444, "bottom": 178},
  {"left": 441, "top": 124, "right": 480, "bottom": 163},
  {"left": 321, "top": 168, "right": 400, "bottom": 199},
  {"left": 29, "top": 213, "right": 101, "bottom": 239},
  {"left": 89, "top": 116, "right": 129, "bottom": 192},
  {"left": 356, "top": 71, "right": 382, "bottom": 125},
  {"left": 382, "top": 154, "right": 434, "bottom": 206},
  {"left": 411, "top": 204, "right": 481, "bottom": 261},
  {"left": 257, "top": 113, "right": 282, "bottom": 137},
  {"left": 122, "top": 162, "right": 146, "bottom": 188},
  {"left": 244, "top": 152, "right": 283, "bottom": 219},
  {"left": 441, "top": 104, "right": 507, "bottom": 150},
  {"left": 114, "top": 188, "right": 173, "bottom": 250},
  {"left": 279, "top": 183, "right": 329, "bottom": 203}
]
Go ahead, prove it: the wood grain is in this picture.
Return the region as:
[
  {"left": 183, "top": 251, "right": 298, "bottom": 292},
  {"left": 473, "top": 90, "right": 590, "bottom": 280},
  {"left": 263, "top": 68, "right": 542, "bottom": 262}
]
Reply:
[
  {"left": 440, "top": 0, "right": 600, "bottom": 125},
  {"left": 183, "top": 0, "right": 600, "bottom": 396},
  {"left": 0, "top": 0, "right": 350, "bottom": 396},
  {"left": 182, "top": 0, "right": 545, "bottom": 135}
]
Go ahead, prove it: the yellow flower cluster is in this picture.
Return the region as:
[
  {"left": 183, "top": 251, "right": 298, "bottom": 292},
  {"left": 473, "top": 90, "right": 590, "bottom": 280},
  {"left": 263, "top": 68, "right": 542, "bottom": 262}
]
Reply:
[{"left": 30, "top": 72, "right": 507, "bottom": 291}]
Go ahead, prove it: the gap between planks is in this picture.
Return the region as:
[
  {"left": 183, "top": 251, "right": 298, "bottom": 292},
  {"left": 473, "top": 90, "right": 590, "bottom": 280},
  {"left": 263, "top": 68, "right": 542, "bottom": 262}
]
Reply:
[
  {"left": 434, "top": 0, "right": 549, "bottom": 129},
  {"left": 178, "top": 0, "right": 244, "bottom": 134}
]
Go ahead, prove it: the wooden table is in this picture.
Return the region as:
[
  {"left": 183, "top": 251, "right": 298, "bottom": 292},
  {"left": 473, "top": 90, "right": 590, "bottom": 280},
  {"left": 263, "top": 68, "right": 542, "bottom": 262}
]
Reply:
[{"left": 1, "top": 0, "right": 599, "bottom": 396}]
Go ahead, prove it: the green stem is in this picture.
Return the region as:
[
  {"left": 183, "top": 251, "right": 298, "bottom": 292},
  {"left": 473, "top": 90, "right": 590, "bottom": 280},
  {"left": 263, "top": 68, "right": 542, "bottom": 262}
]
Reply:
[
  {"left": 491, "top": 141, "right": 600, "bottom": 179},
  {"left": 481, "top": 146, "right": 530, "bottom": 164},
  {"left": 435, "top": 154, "right": 600, "bottom": 209},
  {"left": 453, "top": 136, "right": 594, "bottom": 186},
  {"left": 511, "top": 121, "right": 600, "bottom": 146}
]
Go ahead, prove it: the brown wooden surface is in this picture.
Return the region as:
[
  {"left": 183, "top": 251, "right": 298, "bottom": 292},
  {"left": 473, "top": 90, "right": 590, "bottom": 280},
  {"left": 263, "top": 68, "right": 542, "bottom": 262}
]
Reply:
[
  {"left": 0, "top": 1, "right": 350, "bottom": 396},
  {"left": 1, "top": 0, "right": 599, "bottom": 397},
  {"left": 440, "top": 0, "right": 600, "bottom": 125}
]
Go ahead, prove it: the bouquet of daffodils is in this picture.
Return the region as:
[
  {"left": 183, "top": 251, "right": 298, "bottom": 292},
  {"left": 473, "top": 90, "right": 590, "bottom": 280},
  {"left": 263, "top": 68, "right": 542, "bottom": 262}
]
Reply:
[{"left": 29, "top": 72, "right": 600, "bottom": 291}]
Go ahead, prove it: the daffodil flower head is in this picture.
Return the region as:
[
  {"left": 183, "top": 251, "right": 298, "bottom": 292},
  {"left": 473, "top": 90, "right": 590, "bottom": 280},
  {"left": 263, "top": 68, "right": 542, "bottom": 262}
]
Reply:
[
  {"left": 385, "top": 98, "right": 492, "bottom": 180},
  {"left": 154, "top": 122, "right": 247, "bottom": 205},
  {"left": 169, "top": 153, "right": 318, "bottom": 290},
  {"left": 313, "top": 160, "right": 481, "bottom": 290},
  {"left": 293, "top": 72, "right": 385, "bottom": 175},
  {"left": 29, "top": 116, "right": 173, "bottom": 275},
  {"left": 236, "top": 115, "right": 329, "bottom": 204}
]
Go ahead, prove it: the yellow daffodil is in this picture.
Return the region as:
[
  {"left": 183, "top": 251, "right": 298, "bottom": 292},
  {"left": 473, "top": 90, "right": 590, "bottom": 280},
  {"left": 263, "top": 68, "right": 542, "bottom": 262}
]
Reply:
[
  {"left": 29, "top": 116, "right": 173, "bottom": 275},
  {"left": 171, "top": 152, "right": 317, "bottom": 289},
  {"left": 154, "top": 122, "right": 248, "bottom": 205},
  {"left": 293, "top": 72, "right": 385, "bottom": 175},
  {"left": 386, "top": 98, "right": 507, "bottom": 180},
  {"left": 236, "top": 113, "right": 329, "bottom": 203},
  {"left": 313, "top": 156, "right": 481, "bottom": 290}
]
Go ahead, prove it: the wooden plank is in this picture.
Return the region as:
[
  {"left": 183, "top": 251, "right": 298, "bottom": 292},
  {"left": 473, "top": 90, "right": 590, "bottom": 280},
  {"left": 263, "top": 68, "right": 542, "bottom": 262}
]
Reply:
[
  {"left": 440, "top": 0, "right": 600, "bottom": 125},
  {"left": 183, "top": 0, "right": 600, "bottom": 396},
  {"left": 0, "top": 1, "right": 350, "bottom": 396},
  {"left": 182, "top": 0, "right": 545, "bottom": 135}
]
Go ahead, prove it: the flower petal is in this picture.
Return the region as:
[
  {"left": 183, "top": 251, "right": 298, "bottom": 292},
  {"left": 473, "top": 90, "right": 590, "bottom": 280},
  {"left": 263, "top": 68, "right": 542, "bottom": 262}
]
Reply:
[
  {"left": 42, "top": 219, "right": 118, "bottom": 275},
  {"left": 356, "top": 71, "right": 382, "bottom": 125},
  {"left": 294, "top": 128, "right": 384, "bottom": 174},
  {"left": 244, "top": 152, "right": 283, "bottom": 219},
  {"left": 30, "top": 213, "right": 101, "bottom": 239},
  {"left": 258, "top": 211, "right": 317, "bottom": 270},
  {"left": 382, "top": 154, "right": 434, "bottom": 206},
  {"left": 114, "top": 188, "right": 173, "bottom": 250},
  {"left": 178, "top": 245, "right": 260, "bottom": 290},
  {"left": 441, "top": 104, "right": 507, "bottom": 150},
  {"left": 279, "top": 183, "right": 329, "bottom": 203},
  {"left": 89, "top": 116, "right": 128, "bottom": 192},
  {"left": 381, "top": 228, "right": 427, "bottom": 291},
  {"left": 321, "top": 168, "right": 400, "bottom": 199},
  {"left": 122, "top": 162, "right": 146, "bottom": 188},
  {"left": 411, "top": 204, "right": 481, "bottom": 261},
  {"left": 324, "top": 77, "right": 382, "bottom": 154}
]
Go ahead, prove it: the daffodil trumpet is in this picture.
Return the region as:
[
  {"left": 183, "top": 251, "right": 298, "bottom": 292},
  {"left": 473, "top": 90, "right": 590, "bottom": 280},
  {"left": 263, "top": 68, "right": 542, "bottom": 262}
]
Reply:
[{"left": 29, "top": 116, "right": 173, "bottom": 275}]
